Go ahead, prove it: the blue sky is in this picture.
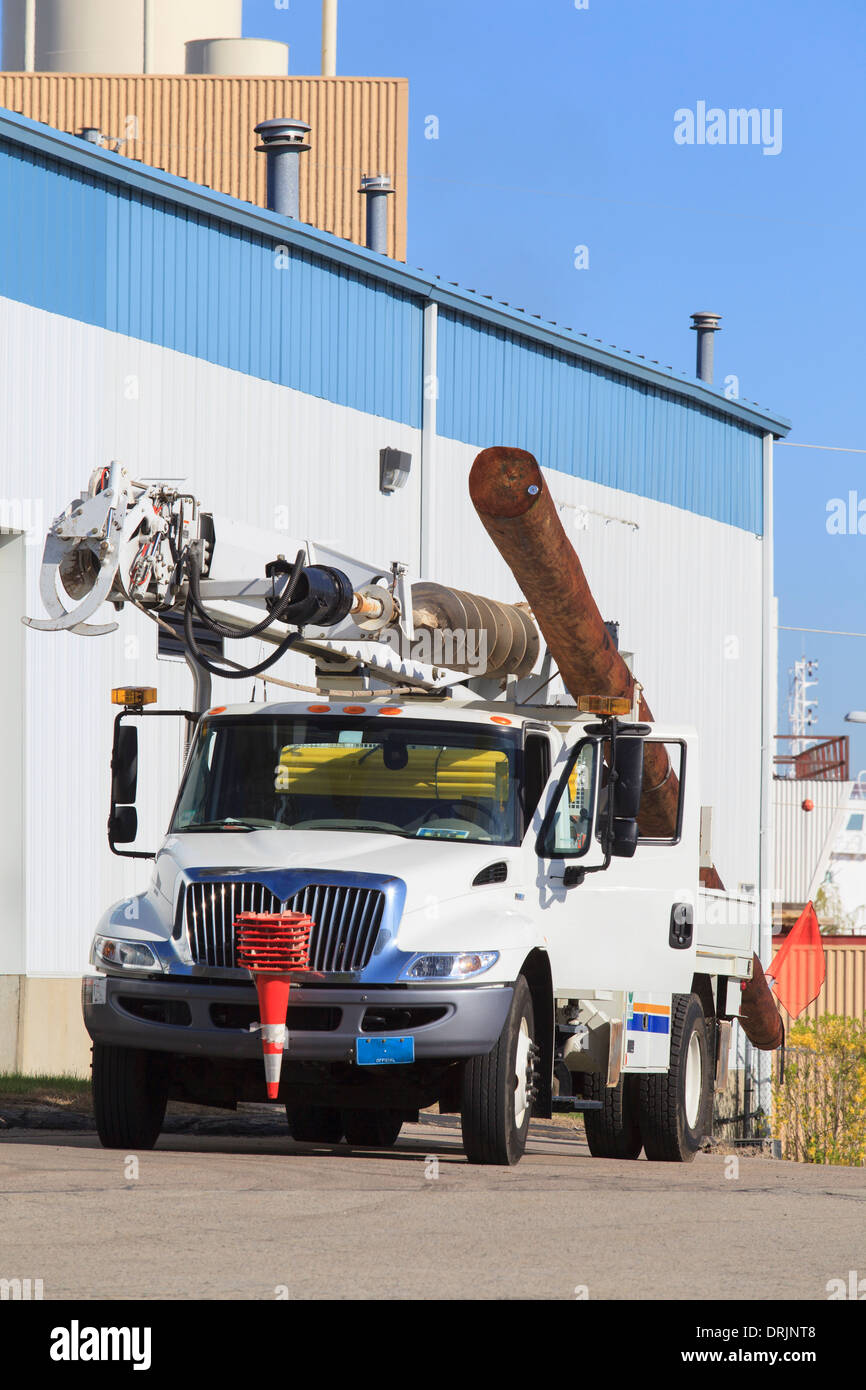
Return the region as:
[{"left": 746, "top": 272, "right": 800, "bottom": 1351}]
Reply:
[{"left": 243, "top": 0, "right": 866, "bottom": 767}]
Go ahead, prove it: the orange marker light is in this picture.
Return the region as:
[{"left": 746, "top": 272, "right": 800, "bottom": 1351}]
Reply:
[
  {"left": 307, "top": 704, "right": 331, "bottom": 713},
  {"left": 208, "top": 706, "right": 227, "bottom": 715},
  {"left": 379, "top": 706, "right": 403, "bottom": 716},
  {"left": 111, "top": 687, "right": 157, "bottom": 707},
  {"left": 343, "top": 705, "right": 366, "bottom": 714},
  {"left": 491, "top": 715, "right": 512, "bottom": 726}
]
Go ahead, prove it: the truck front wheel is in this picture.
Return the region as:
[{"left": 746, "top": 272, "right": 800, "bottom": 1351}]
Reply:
[
  {"left": 91, "top": 1043, "right": 169, "bottom": 1150},
  {"left": 637, "top": 992, "right": 712, "bottom": 1162},
  {"left": 460, "top": 975, "right": 537, "bottom": 1166}
]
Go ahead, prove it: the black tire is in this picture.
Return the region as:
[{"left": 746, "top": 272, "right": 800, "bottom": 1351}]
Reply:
[
  {"left": 583, "top": 1071, "right": 643, "bottom": 1159},
  {"left": 638, "top": 992, "right": 712, "bottom": 1162},
  {"left": 460, "top": 974, "right": 537, "bottom": 1166},
  {"left": 91, "top": 1043, "right": 169, "bottom": 1150},
  {"left": 286, "top": 1106, "right": 344, "bottom": 1144},
  {"left": 341, "top": 1108, "right": 403, "bottom": 1148}
]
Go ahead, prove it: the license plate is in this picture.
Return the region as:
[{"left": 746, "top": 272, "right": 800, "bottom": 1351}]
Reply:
[{"left": 355, "top": 1035, "right": 415, "bottom": 1066}]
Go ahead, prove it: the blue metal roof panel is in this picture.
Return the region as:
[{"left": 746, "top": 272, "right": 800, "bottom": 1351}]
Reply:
[
  {"left": 0, "top": 106, "right": 789, "bottom": 439},
  {"left": 437, "top": 309, "right": 764, "bottom": 532},
  {"left": 3, "top": 137, "right": 422, "bottom": 427}
]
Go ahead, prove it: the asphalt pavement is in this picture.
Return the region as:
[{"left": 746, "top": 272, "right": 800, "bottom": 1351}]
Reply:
[{"left": 2, "top": 1113, "right": 865, "bottom": 1301}]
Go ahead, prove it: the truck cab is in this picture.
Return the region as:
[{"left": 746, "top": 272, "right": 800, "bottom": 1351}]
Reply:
[{"left": 83, "top": 692, "right": 749, "bottom": 1164}]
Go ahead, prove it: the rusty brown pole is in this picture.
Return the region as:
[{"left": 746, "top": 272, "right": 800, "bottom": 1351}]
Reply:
[
  {"left": 469, "top": 445, "right": 679, "bottom": 838},
  {"left": 739, "top": 955, "right": 784, "bottom": 1050},
  {"left": 469, "top": 445, "right": 787, "bottom": 1048}
]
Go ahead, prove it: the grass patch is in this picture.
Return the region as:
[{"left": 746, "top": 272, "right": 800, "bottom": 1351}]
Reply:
[{"left": 0, "top": 1072, "right": 92, "bottom": 1110}]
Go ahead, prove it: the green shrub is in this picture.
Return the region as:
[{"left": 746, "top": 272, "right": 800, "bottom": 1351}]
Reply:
[{"left": 774, "top": 1016, "right": 866, "bottom": 1165}]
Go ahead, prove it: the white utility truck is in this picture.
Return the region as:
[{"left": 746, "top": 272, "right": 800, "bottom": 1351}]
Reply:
[{"left": 27, "top": 455, "right": 766, "bottom": 1165}]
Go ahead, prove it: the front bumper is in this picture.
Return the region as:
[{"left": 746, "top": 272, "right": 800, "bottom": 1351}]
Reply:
[{"left": 82, "top": 974, "right": 514, "bottom": 1063}]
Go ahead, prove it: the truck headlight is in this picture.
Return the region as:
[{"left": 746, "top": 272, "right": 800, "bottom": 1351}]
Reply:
[
  {"left": 92, "top": 936, "right": 162, "bottom": 973},
  {"left": 399, "top": 951, "right": 499, "bottom": 981}
]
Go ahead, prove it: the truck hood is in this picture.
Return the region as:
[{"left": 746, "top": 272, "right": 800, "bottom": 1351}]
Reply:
[{"left": 160, "top": 828, "right": 519, "bottom": 916}]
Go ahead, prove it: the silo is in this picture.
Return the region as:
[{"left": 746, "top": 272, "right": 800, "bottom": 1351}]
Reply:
[
  {"left": 1, "top": 0, "right": 244, "bottom": 74},
  {"left": 1, "top": 0, "right": 35, "bottom": 71},
  {"left": 145, "top": 0, "right": 243, "bottom": 74},
  {"left": 184, "top": 38, "right": 290, "bottom": 76}
]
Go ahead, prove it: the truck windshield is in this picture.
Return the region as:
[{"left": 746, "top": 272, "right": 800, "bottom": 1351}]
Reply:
[{"left": 171, "top": 715, "right": 522, "bottom": 844}]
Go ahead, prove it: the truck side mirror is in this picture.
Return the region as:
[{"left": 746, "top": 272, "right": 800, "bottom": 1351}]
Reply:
[
  {"left": 109, "top": 805, "right": 138, "bottom": 845},
  {"left": 107, "top": 705, "right": 196, "bottom": 860},
  {"left": 610, "top": 818, "right": 639, "bottom": 858},
  {"left": 612, "top": 737, "right": 644, "bottom": 820},
  {"left": 111, "top": 724, "right": 139, "bottom": 805},
  {"left": 601, "top": 736, "right": 644, "bottom": 858}
]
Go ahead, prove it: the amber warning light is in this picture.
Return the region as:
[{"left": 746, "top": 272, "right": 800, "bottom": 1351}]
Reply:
[
  {"left": 111, "top": 687, "right": 157, "bottom": 708},
  {"left": 577, "top": 695, "right": 631, "bottom": 716}
]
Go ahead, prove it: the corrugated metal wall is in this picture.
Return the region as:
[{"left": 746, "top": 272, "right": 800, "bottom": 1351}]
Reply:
[
  {"left": 437, "top": 309, "right": 764, "bottom": 532},
  {"left": 772, "top": 936, "right": 866, "bottom": 1022},
  {"left": 0, "top": 74, "right": 409, "bottom": 260},
  {"left": 773, "top": 777, "right": 852, "bottom": 904},
  {"left": 0, "top": 137, "right": 423, "bottom": 426}
]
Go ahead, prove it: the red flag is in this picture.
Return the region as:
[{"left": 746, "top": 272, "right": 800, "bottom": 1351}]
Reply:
[{"left": 768, "top": 902, "right": 826, "bottom": 1019}]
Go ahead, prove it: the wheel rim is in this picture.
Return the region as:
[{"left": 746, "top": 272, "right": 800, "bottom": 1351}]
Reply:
[
  {"left": 514, "top": 1017, "right": 532, "bottom": 1129},
  {"left": 684, "top": 1030, "right": 703, "bottom": 1129}
]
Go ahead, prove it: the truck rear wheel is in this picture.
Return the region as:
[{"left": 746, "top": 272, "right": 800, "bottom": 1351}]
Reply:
[
  {"left": 460, "top": 975, "right": 537, "bottom": 1166},
  {"left": 91, "top": 1043, "right": 169, "bottom": 1150},
  {"left": 638, "top": 992, "right": 712, "bottom": 1162},
  {"left": 583, "top": 1071, "right": 643, "bottom": 1159},
  {"left": 342, "top": 1108, "right": 403, "bottom": 1148},
  {"left": 286, "top": 1106, "right": 344, "bottom": 1144}
]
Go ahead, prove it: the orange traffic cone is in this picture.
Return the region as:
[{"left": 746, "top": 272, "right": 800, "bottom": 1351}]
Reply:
[{"left": 235, "top": 913, "right": 312, "bottom": 1100}]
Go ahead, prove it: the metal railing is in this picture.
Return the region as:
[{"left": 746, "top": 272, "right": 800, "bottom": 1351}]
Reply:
[{"left": 773, "top": 734, "right": 849, "bottom": 781}]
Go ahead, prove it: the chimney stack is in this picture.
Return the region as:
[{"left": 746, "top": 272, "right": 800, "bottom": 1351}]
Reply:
[
  {"left": 690, "top": 311, "right": 722, "bottom": 384},
  {"left": 359, "top": 175, "right": 394, "bottom": 255},
  {"left": 255, "top": 118, "right": 312, "bottom": 219}
]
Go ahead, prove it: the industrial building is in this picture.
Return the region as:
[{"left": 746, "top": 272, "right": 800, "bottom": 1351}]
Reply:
[{"left": 0, "top": 97, "right": 789, "bottom": 1074}]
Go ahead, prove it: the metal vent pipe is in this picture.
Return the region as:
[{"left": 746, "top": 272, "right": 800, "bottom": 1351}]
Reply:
[
  {"left": 359, "top": 175, "right": 393, "bottom": 254},
  {"left": 690, "top": 311, "right": 722, "bottom": 384},
  {"left": 254, "top": 118, "right": 311, "bottom": 218}
]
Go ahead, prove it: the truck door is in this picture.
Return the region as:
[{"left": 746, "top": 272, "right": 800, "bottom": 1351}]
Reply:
[{"left": 533, "top": 730, "right": 698, "bottom": 999}]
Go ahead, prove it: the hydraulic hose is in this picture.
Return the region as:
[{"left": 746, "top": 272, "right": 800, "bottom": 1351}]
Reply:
[
  {"left": 182, "top": 593, "right": 303, "bottom": 680},
  {"left": 184, "top": 545, "right": 306, "bottom": 641},
  {"left": 179, "top": 543, "right": 307, "bottom": 679}
]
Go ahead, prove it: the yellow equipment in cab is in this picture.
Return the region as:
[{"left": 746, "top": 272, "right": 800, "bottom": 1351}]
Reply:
[{"left": 275, "top": 743, "right": 509, "bottom": 806}]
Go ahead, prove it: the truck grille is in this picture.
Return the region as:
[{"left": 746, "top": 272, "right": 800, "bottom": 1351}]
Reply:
[{"left": 179, "top": 880, "right": 386, "bottom": 973}]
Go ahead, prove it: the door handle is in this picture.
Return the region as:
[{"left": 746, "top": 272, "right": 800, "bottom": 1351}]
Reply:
[{"left": 669, "top": 901, "right": 694, "bottom": 949}]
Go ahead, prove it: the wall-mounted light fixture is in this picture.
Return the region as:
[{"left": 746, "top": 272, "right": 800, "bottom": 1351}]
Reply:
[{"left": 379, "top": 447, "right": 411, "bottom": 494}]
